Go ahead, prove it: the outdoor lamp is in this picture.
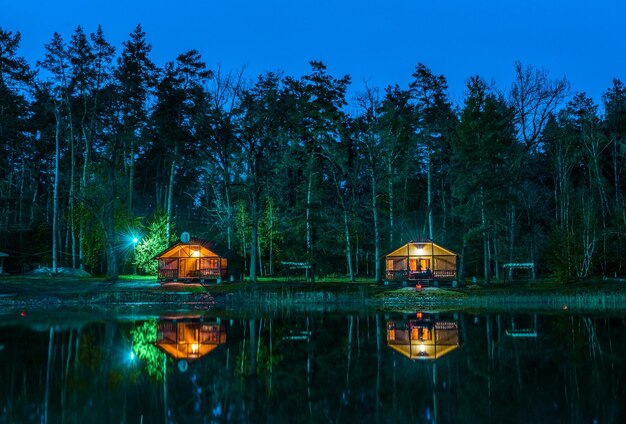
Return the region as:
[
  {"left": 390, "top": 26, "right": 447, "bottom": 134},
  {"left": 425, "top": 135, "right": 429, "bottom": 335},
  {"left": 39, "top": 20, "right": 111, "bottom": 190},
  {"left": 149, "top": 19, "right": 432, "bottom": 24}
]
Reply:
[{"left": 418, "top": 342, "right": 427, "bottom": 356}]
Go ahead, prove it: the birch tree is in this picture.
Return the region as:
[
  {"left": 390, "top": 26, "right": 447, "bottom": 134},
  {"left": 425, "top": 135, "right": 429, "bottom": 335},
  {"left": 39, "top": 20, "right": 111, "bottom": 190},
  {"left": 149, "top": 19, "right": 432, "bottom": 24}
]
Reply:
[
  {"left": 237, "top": 73, "right": 287, "bottom": 283},
  {"left": 288, "top": 61, "right": 350, "bottom": 264},
  {"left": 199, "top": 66, "right": 245, "bottom": 249},
  {"left": 410, "top": 64, "right": 456, "bottom": 241},
  {"left": 354, "top": 86, "right": 384, "bottom": 282}
]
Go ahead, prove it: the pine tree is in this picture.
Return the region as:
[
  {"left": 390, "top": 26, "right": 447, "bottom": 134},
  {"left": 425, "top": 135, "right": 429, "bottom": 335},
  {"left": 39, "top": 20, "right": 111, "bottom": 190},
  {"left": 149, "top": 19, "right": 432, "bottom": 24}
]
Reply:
[{"left": 115, "top": 24, "right": 157, "bottom": 215}]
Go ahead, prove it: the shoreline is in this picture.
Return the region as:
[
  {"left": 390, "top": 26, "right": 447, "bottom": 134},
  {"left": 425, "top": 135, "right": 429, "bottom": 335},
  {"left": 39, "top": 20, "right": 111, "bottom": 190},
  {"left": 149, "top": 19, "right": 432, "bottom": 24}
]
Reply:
[{"left": 1, "top": 277, "right": 626, "bottom": 313}]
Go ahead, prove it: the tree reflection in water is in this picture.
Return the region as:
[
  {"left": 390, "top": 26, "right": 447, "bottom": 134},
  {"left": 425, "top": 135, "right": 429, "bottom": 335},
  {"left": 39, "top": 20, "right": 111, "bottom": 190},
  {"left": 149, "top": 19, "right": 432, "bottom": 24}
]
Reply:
[{"left": 0, "top": 311, "right": 625, "bottom": 423}]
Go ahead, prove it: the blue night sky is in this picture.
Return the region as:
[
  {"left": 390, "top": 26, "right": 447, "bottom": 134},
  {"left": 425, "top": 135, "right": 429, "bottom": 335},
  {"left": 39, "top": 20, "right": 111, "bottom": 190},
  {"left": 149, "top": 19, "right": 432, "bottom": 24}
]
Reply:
[{"left": 3, "top": 0, "right": 626, "bottom": 106}]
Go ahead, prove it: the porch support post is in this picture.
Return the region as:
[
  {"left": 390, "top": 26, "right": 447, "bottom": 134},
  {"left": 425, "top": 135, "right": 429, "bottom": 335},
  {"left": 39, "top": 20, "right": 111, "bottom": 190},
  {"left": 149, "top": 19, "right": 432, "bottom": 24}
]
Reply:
[
  {"left": 431, "top": 241, "right": 435, "bottom": 277},
  {"left": 406, "top": 243, "right": 410, "bottom": 280}
]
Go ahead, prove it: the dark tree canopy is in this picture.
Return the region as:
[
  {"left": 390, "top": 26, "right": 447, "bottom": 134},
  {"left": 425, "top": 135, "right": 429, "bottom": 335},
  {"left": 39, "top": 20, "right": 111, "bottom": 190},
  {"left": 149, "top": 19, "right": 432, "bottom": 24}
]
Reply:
[{"left": 2, "top": 25, "right": 625, "bottom": 283}]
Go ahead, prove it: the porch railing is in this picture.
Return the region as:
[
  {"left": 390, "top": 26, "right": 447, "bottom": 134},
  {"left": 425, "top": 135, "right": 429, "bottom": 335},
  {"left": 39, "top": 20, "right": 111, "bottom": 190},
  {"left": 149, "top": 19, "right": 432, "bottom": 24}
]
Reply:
[
  {"left": 433, "top": 270, "right": 456, "bottom": 280},
  {"left": 159, "top": 268, "right": 228, "bottom": 280},
  {"left": 385, "top": 269, "right": 457, "bottom": 281},
  {"left": 158, "top": 269, "right": 178, "bottom": 280},
  {"left": 193, "top": 268, "right": 226, "bottom": 278},
  {"left": 385, "top": 270, "right": 408, "bottom": 281}
]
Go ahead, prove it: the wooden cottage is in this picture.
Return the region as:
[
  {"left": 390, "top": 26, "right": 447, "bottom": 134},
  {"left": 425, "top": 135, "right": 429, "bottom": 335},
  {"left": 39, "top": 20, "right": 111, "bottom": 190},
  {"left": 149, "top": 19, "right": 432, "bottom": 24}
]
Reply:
[
  {"left": 384, "top": 239, "right": 458, "bottom": 283},
  {"left": 156, "top": 317, "right": 226, "bottom": 362},
  {"left": 387, "top": 313, "right": 460, "bottom": 360},
  {"left": 155, "top": 238, "right": 244, "bottom": 283}
]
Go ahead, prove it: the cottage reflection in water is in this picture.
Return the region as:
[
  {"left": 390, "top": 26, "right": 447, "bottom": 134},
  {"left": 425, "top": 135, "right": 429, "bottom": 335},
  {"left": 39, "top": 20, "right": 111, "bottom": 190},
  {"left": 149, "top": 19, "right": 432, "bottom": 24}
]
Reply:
[
  {"left": 156, "top": 316, "right": 226, "bottom": 365},
  {"left": 387, "top": 312, "right": 461, "bottom": 360}
]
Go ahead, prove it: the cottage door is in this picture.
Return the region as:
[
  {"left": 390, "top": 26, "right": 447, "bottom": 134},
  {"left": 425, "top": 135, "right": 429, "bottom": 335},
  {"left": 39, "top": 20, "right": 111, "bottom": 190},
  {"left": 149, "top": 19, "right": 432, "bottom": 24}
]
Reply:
[{"left": 180, "top": 258, "right": 200, "bottom": 278}]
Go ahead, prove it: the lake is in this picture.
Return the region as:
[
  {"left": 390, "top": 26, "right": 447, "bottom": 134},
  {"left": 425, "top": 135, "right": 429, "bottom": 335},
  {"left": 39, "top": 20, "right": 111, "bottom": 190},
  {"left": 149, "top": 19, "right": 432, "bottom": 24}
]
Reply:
[{"left": 0, "top": 308, "right": 624, "bottom": 423}]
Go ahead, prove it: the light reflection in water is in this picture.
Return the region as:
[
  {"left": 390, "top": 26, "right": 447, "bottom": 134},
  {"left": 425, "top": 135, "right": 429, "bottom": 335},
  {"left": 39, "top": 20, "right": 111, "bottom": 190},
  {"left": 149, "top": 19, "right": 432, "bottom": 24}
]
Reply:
[{"left": 0, "top": 311, "right": 623, "bottom": 423}]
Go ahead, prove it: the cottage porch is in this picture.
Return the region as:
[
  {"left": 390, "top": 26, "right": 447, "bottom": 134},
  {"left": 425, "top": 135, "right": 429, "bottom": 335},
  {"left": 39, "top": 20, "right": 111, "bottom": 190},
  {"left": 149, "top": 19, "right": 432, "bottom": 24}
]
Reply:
[
  {"left": 158, "top": 256, "right": 228, "bottom": 281},
  {"left": 384, "top": 239, "right": 459, "bottom": 284}
]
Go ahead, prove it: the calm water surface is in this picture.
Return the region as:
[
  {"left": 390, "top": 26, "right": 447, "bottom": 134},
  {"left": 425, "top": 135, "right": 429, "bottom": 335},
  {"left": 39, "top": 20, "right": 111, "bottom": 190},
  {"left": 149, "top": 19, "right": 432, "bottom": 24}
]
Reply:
[{"left": 0, "top": 309, "right": 624, "bottom": 423}]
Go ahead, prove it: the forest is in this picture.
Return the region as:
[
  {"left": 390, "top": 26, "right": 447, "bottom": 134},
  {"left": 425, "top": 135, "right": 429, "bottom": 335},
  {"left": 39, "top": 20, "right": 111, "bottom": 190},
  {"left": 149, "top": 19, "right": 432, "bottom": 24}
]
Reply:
[{"left": 1, "top": 24, "right": 626, "bottom": 282}]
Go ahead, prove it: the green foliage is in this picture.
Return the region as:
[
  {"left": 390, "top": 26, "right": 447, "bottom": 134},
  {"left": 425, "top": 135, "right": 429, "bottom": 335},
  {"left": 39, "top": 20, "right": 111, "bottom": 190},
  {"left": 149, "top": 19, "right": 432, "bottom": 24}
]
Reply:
[
  {"left": 131, "top": 320, "right": 167, "bottom": 381},
  {"left": 235, "top": 201, "right": 250, "bottom": 258},
  {"left": 544, "top": 228, "right": 576, "bottom": 283},
  {"left": 82, "top": 220, "right": 106, "bottom": 270},
  {"left": 8, "top": 23, "right": 626, "bottom": 282},
  {"left": 134, "top": 213, "right": 176, "bottom": 275}
]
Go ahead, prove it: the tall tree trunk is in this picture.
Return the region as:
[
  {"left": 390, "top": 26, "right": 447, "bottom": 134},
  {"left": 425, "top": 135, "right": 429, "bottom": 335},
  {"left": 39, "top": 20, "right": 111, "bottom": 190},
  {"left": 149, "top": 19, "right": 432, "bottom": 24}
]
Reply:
[
  {"left": 427, "top": 147, "right": 433, "bottom": 239},
  {"left": 166, "top": 144, "right": 178, "bottom": 242},
  {"left": 52, "top": 107, "right": 60, "bottom": 273},
  {"left": 105, "top": 161, "right": 118, "bottom": 281},
  {"left": 481, "top": 186, "right": 490, "bottom": 283},
  {"left": 306, "top": 169, "right": 313, "bottom": 260},
  {"left": 257, "top": 231, "right": 263, "bottom": 277},
  {"left": 459, "top": 235, "right": 467, "bottom": 281},
  {"left": 356, "top": 233, "right": 359, "bottom": 276},
  {"left": 225, "top": 179, "right": 233, "bottom": 250},
  {"left": 387, "top": 159, "right": 394, "bottom": 249},
  {"left": 509, "top": 205, "right": 516, "bottom": 263},
  {"left": 269, "top": 200, "right": 273, "bottom": 276},
  {"left": 30, "top": 184, "right": 38, "bottom": 226},
  {"left": 67, "top": 97, "right": 76, "bottom": 269},
  {"left": 79, "top": 124, "right": 90, "bottom": 270},
  {"left": 440, "top": 175, "right": 447, "bottom": 241},
  {"left": 332, "top": 167, "right": 355, "bottom": 282},
  {"left": 18, "top": 160, "right": 24, "bottom": 227},
  {"left": 249, "top": 187, "right": 258, "bottom": 283},
  {"left": 371, "top": 171, "right": 381, "bottom": 282},
  {"left": 344, "top": 208, "right": 355, "bottom": 282},
  {"left": 612, "top": 135, "right": 621, "bottom": 215},
  {"left": 128, "top": 139, "right": 135, "bottom": 214},
  {"left": 494, "top": 235, "right": 500, "bottom": 280}
]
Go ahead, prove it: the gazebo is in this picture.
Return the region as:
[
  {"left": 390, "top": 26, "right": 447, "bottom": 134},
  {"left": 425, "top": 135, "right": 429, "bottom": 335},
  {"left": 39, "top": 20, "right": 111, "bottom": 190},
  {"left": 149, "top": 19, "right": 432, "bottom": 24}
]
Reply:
[
  {"left": 155, "top": 238, "right": 244, "bottom": 283},
  {"left": 384, "top": 239, "right": 458, "bottom": 284}
]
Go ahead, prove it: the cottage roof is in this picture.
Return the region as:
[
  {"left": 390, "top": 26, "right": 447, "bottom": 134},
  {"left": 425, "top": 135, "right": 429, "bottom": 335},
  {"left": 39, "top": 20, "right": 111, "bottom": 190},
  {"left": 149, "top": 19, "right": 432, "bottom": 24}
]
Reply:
[
  {"left": 154, "top": 238, "right": 244, "bottom": 261},
  {"left": 383, "top": 238, "right": 459, "bottom": 258},
  {"left": 388, "top": 341, "right": 460, "bottom": 360}
]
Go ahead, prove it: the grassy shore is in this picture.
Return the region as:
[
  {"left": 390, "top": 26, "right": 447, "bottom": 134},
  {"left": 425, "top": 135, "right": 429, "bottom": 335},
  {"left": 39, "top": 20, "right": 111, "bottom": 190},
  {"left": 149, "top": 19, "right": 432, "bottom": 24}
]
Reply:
[{"left": 1, "top": 274, "right": 626, "bottom": 313}]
